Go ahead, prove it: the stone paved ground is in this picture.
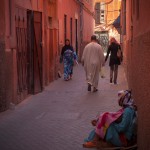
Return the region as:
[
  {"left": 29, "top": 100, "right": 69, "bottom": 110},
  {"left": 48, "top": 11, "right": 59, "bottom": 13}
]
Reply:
[{"left": 0, "top": 64, "right": 127, "bottom": 150}]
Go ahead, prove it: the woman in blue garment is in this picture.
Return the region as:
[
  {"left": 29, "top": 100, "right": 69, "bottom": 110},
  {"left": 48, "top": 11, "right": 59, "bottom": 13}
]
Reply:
[
  {"left": 83, "top": 90, "right": 137, "bottom": 148},
  {"left": 61, "top": 39, "right": 77, "bottom": 81}
]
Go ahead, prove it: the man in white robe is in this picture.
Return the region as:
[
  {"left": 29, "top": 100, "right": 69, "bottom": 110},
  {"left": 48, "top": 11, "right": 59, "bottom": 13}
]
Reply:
[{"left": 81, "top": 35, "right": 105, "bottom": 92}]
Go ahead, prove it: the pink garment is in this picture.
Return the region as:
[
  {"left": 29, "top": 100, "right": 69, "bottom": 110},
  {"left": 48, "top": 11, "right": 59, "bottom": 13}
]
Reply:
[{"left": 95, "top": 108, "right": 124, "bottom": 139}]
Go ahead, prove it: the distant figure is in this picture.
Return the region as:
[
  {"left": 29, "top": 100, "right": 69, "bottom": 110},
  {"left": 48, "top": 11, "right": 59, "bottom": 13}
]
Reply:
[
  {"left": 60, "top": 39, "right": 77, "bottom": 81},
  {"left": 105, "top": 37, "right": 122, "bottom": 84},
  {"left": 81, "top": 35, "right": 105, "bottom": 92}
]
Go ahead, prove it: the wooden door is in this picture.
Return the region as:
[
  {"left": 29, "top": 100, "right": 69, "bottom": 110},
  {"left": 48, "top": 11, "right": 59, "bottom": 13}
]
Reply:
[
  {"left": 33, "top": 11, "right": 43, "bottom": 93},
  {"left": 27, "top": 11, "right": 43, "bottom": 94},
  {"left": 15, "top": 7, "right": 29, "bottom": 102}
]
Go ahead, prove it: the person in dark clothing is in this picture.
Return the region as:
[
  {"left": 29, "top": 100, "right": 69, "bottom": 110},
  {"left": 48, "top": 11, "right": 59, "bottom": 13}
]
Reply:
[
  {"left": 60, "top": 39, "right": 77, "bottom": 81},
  {"left": 105, "top": 37, "right": 122, "bottom": 84}
]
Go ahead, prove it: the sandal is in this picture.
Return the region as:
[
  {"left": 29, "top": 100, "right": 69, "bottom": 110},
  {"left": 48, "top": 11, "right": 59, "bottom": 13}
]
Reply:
[
  {"left": 93, "top": 88, "right": 98, "bottom": 92},
  {"left": 83, "top": 142, "right": 97, "bottom": 148},
  {"left": 88, "top": 83, "right": 91, "bottom": 91},
  {"left": 64, "top": 78, "right": 69, "bottom": 81}
]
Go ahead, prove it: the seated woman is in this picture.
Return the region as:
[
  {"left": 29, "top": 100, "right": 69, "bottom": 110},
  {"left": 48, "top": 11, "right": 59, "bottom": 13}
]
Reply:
[{"left": 83, "top": 90, "right": 137, "bottom": 148}]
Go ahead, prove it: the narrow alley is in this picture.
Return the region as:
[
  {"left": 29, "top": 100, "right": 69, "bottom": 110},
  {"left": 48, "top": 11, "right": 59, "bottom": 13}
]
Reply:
[
  {"left": 1, "top": 0, "right": 150, "bottom": 149},
  {"left": 0, "top": 64, "right": 127, "bottom": 150}
]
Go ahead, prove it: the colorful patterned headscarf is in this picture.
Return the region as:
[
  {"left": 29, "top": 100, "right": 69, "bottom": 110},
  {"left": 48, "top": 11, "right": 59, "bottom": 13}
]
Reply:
[{"left": 118, "top": 90, "right": 135, "bottom": 108}]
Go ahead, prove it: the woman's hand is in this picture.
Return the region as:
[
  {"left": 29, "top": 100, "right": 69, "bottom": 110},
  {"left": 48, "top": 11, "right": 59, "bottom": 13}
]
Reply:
[{"left": 91, "top": 119, "right": 97, "bottom": 126}]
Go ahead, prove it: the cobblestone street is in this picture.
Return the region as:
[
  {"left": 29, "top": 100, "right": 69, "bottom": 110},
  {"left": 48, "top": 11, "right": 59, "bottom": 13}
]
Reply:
[{"left": 0, "top": 64, "right": 127, "bottom": 150}]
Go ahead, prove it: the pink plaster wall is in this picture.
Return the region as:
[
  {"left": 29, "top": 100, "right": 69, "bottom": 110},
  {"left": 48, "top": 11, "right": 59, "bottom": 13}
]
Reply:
[
  {"left": 57, "top": 0, "right": 80, "bottom": 47},
  {"left": 121, "top": 0, "right": 150, "bottom": 149},
  {"left": 57, "top": 0, "right": 94, "bottom": 60},
  {"left": 82, "top": 0, "right": 94, "bottom": 42},
  {"left": 15, "top": 0, "right": 32, "bottom": 10},
  {"left": 83, "top": 11, "right": 94, "bottom": 42}
]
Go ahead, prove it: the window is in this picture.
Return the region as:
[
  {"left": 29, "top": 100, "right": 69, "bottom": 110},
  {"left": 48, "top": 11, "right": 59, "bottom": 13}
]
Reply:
[
  {"left": 75, "top": 19, "right": 78, "bottom": 54},
  {"left": 133, "top": 0, "right": 135, "bottom": 14},
  {"left": 101, "top": 10, "right": 104, "bottom": 13},
  {"left": 100, "top": 2, "right": 105, "bottom": 23},
  {"left": 95, "top": 2, "right": 105, "bottom": 24},
  {"left": 136, "top": 0, "right": 139, "bottom": 19},
  {"left": 95, "top": 2, "right": 100, "bottom": 24},
  {"left": 48, "top": 17, "right": 52, "bottom": 28},
  {"left": 70, "top": 18, "right": 73, "bottom": 45},
  {"left": 64, "top": 15, "right": 67, "bottom": 42}
]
